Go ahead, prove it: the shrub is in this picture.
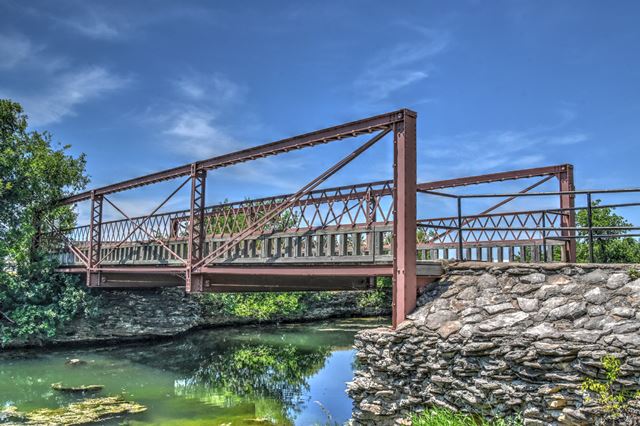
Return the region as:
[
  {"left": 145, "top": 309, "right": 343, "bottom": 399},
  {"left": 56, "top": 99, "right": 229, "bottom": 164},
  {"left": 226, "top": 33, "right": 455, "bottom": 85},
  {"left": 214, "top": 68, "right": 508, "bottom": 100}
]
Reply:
[
  {"left": 582, "top": 355, "right": 640, "bottom": 417},
  {"left": 412, "top": 408, "right": 522, "bottom": 426},
  {"left": 201, "top": 292, "right": 304, "bottom": 321},
  {"left": 0, "top": 259, "right": 96, "bottom": 346}
]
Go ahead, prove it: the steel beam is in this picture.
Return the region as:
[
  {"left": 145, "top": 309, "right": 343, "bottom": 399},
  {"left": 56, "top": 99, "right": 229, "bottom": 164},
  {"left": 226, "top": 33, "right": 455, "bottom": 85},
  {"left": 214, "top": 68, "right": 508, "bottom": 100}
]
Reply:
[
  {"left": 186, "top": 166, "right": 207, "bottom": 292},
  {"left": 87, "top": 191, "right": 103, "bottom": 286},
  {"left": 59, "top": 110, "right": 406, "bottom": 204},
  {"left": 417, "top": 164, "right": 573, "bottom": 191},
  {"left": 558, "top": 164, "right": 577, "bottom": 262},
  {"left": 392, "top": 110, "right": 417, "bottom": 328}
]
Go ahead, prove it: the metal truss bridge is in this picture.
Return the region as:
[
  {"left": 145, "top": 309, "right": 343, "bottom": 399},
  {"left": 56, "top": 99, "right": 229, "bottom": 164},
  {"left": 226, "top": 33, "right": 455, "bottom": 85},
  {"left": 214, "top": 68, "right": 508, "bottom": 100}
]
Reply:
[{"left": 39, "top": 109, "right": 578, "bottom": 327}]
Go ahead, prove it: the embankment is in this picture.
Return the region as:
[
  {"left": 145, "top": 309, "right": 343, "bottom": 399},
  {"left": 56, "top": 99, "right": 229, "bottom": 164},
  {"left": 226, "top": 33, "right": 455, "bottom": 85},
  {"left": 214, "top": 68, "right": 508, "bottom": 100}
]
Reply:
[
  {"left": 5, "top": 288, "right": 390, "bottom": 348},
  {"left": 348, "top": 263, "right": 640, "bottom": 425}
]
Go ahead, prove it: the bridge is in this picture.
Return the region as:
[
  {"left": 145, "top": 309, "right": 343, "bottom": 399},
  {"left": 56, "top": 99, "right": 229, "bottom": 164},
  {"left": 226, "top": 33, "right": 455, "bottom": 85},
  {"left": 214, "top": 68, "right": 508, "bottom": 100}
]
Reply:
[{"left": 38, "top": 109, "right": 580, "bottom": 327}]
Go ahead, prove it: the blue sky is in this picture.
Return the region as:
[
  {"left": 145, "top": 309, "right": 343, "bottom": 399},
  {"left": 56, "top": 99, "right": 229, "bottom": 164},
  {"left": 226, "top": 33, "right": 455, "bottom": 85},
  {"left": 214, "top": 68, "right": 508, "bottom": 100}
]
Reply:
[{"left": 1, "top": 1, "right": 639, "bottom": 222}]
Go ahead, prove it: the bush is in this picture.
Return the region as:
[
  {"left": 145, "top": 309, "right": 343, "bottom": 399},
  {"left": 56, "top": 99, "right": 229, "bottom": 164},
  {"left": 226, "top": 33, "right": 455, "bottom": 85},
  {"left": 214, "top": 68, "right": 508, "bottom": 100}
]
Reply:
[
  {"left": 412, "top": 408, "right": 522, "bottom": 426},
  {"left": 0, "top": 259, "right": 96, "bottom": 346},
  {"left": 582, "top": 355, "right": 640, "bottom": 417},
  {"left": 201, "top": 292, "right": 304, "bottom": 321}
]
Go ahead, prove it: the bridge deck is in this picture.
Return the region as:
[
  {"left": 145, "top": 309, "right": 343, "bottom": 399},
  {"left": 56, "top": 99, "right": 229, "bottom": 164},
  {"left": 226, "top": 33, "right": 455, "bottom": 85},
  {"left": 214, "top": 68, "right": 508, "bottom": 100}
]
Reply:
[{"left": 58, "top": 261, "right": 444, "bottom": 290}]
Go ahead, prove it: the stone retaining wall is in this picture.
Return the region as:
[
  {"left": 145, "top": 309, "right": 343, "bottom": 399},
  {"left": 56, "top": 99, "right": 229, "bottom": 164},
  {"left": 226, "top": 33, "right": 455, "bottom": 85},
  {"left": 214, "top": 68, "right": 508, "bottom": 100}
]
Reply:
[{"left": 348, "top": 263, "right": 640, "bottom": 425}]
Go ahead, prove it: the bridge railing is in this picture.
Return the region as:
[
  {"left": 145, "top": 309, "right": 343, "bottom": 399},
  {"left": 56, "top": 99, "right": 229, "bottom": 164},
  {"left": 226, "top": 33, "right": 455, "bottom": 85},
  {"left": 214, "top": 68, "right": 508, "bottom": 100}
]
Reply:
[
  {"left": 418, "top": 188, "right": 640, "bottom": 263},
  {"left": 44, "top": 169, "right": 589, "bottom": 267}
]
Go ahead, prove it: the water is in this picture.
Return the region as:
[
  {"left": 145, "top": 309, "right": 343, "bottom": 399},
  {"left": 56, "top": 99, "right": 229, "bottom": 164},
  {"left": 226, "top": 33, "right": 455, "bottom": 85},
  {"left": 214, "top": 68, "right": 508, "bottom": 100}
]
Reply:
[{"left": 0, "top": 317, "right": 388, "bottom": 425}]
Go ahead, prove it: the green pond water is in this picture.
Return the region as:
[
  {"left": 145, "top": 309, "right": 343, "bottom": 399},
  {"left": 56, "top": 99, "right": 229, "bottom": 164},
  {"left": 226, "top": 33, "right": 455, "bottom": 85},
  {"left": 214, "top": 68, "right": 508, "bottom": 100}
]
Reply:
[{"left": 0, "top": 317, "right": 388, "bottom": 425}]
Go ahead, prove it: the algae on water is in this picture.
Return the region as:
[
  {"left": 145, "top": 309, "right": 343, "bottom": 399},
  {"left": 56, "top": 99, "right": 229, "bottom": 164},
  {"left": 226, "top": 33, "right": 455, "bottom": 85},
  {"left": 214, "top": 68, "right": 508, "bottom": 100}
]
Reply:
[{"left": 1, "top": 396, "right": 146, "bottom": 425}]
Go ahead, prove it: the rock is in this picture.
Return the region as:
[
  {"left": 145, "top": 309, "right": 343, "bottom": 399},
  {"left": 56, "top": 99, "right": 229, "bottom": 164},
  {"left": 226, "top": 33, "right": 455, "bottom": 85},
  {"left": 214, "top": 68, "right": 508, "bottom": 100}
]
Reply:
[
  {"left": 606, "top": 273, "right": 630, "bottom": 289},
  {"left": 524, "top": 323, "right": 560, "bottom": 339},
  {"left": 477, "top": 311, "right": 529, "bottom": 332},
  {"left": 612, "top": 307, "right": 635, "bottom": 318},
  {"left": 51, "top": 383, "right": 104, "bottom": 393},
  {"left": 437, "top": 321, "right": 462, "bottom": 339},
  {"left": 424, "top": 310, "right": 458, "bottom": 330},
  {"left": 521, "top": 273, "right": 546, "bottom": 284},
  {"left": 548, "top": 302, "right": 587, "bottom": 320},
  {"left": 65, "top": 359, "right": 87, "bottom": 366},
  {"left": 457, "top": 286, "right": 479, "bottom": 300},
  {"left": 534, "top": 284, "right": 562, "bottom": 299},
  {"left": 584, "top": 287, "right": 608, "bottom": 304},
  {"left": 582, "top": 269, "right": 608, "bottom": 285},
  {"left": 484, "top": 302, "right": 515, "bottom": 315},
  {"left": 517, "top": 297, "right": 539, "bottom": 312}
]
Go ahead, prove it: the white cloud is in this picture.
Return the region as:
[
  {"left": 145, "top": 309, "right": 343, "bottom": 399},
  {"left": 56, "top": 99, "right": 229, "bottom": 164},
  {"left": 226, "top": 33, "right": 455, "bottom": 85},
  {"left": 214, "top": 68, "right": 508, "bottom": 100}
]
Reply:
[
  {"left": 355, "top": 28, "right": 449, "bottom": 102},
  {"left": 163, "top": 109, "right": 237, "bottom": 158},
  {"left": 8, "top": 67, "right": 129, "bottom": 125},
  {"left": 175, "top": 73, "right": 247, "bottom": 103},
  {"left": 0, "top": 33, "right": 33, "bottom": 69},
  {"left": 422, "top": 128, "right": 590, "bottom": 179},
  {"left": 548, "top": 133, "right": 589, "bottom": 145},
  {"left": 145, "top": 71, "right": 251, "bottom": 159},
  {"left": 65, "top": 18, "right": 122, "bottom": 40}
]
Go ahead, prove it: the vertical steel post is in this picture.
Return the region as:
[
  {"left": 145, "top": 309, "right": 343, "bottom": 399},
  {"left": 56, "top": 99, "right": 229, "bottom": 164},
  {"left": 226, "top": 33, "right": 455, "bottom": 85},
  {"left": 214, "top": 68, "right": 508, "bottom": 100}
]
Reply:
[
  {"left": 587, "top": 192, "right": 594, "bottom": 263},
  {"left": 457, "top": 197, "right": 464, "bottom": 261},
  {"left": 558, "top": 165, "right": 576, "bottom": 262},
  {"left": 88, "top": 190, "right": 103, "bottom": 287},
  {"left": 541, "top": 213, "right": 547, "bottom": 261},
  {"left": 366, "top": 189, "right": 377, "bottom": 256},
  {"left": 187, "top": 164, "right": 207, "bottom": 292},
  {"left": 392, "top": 110, "right": 417, "bottom": 328}
]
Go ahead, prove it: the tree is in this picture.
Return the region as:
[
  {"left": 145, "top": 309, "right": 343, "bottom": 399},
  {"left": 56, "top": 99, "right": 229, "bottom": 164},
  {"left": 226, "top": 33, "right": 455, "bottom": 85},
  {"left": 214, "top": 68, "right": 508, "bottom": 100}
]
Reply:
[
  {"left": 0, "top": 99, "right": 88, "bottom": 266},
  {"left": 0, "top": 99, "right": 92, "bottom": 345},
  {"left": 576, "top": 200, "right": 640, "bottom": 263}
]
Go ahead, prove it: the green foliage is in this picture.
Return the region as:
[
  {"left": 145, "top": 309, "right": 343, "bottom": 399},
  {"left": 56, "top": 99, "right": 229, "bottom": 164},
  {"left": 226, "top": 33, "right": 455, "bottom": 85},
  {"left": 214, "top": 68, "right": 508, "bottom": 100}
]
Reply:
[
  {"left": 411, "top": 408, "right": 523, "bottom": 426},
  {"left": 0, "top": 259, "right": 96, "bottom": 345},
  {"left": 0, "top": 99, "right": 87, "bottom": 266},
  {"left": 202, "top": 292, "right": 305, "bottom": 321},
  {"left": 576, "top": 200, "right": 640, "bottom": 263},
  {"left": 581, "top": 355, "right": 640, "bottom": 417},
  {"left": 357, "top": 276, "right": 391, "bottom": 309},
  {"left": 0, "top": 99, "right": 91, "bottom": 345},
  {"left": 628, "top": 268, "right": 640, "bottom": 281}
]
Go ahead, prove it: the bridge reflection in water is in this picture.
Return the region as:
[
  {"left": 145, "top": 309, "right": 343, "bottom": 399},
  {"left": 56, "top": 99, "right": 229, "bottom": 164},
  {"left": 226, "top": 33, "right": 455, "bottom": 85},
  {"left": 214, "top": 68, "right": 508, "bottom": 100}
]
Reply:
[{"left": 38, "top": 109, "right": 576, "bottom": 327}]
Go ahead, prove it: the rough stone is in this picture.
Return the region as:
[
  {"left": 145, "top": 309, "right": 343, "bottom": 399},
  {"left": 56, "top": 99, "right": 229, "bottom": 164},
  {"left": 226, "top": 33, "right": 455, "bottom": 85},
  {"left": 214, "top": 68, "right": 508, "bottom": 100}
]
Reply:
[
  {"left": 349, "top": 264, "right": 640, "bottom": 426},
  {"left": 584, "top": 287, "right": 608, "bottom": 304},
  {"left": 517, "top": 297, "right": 539, "bottom": 312},
  {"left": 607, "top": 273, "right": 630, "bottom": 290}
]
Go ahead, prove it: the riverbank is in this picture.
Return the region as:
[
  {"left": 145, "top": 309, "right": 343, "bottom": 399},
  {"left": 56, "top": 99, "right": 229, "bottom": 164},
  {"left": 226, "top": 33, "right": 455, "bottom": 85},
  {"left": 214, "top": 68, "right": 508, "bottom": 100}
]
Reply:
[{"left": 3, "top": 286, "right": 391, "bottom": 349}]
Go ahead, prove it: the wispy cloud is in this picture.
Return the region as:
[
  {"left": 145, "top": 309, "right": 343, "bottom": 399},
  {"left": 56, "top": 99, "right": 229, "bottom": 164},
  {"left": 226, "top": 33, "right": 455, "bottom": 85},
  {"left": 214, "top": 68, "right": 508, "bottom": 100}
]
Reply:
[
  {"left": 63, "top": 16, "right": 122, "bottom": 40},
  {"left": 0, "top": 33, "right": 34, "bottom": 70},
  {"left": 44, "top": 3, "right": 219, "bottom": 41},
  {"left": 143, "top": 71, "right": 250, "bottom": 159},
  {"left": 0, "top": 30, "right": 130, "bottom": 125},
  {"left": 2, "top": 66, "right": 129, "bottom": 125},
  {"left": 162, "top": 109, "right": 238, "bottom": 158},
  {"left": 175, "top": 73, "right": 247, "bottom": 103},
  {"left": 355, "top": 26, "right": 449, "bottom": 103},
  {"left": 422, "top": 127, "right": 590, "bottom": 179}
]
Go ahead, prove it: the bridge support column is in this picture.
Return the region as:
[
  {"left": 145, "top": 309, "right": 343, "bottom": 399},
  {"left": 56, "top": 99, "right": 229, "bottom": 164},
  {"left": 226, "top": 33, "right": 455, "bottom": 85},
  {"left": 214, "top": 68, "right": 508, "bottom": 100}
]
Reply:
[
  {"left": 187, "top": 165, "right": 207, "bottom": 292},
  {"left": 558, "top": 165, "right": 576, "bottom": 263},
  {"left": 87, "top": 190, "right": 103, "bottom": 287},
  {"left": 392, "top": 110, "right": 418, "bottom": 328}
]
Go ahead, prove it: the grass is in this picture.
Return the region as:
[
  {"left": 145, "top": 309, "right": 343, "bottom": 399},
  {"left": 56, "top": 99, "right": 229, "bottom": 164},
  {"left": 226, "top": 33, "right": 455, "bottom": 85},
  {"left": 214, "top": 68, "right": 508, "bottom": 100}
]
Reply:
[{"left": 412, "top": 408, "right": 523, "bottom": 426}]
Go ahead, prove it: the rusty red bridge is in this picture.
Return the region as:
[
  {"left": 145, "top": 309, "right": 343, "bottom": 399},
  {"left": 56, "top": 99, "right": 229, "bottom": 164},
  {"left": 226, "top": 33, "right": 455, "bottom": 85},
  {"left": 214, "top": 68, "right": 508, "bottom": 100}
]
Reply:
[{"left": 41, "top": 109, "right": 582, "bottom": 327}]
